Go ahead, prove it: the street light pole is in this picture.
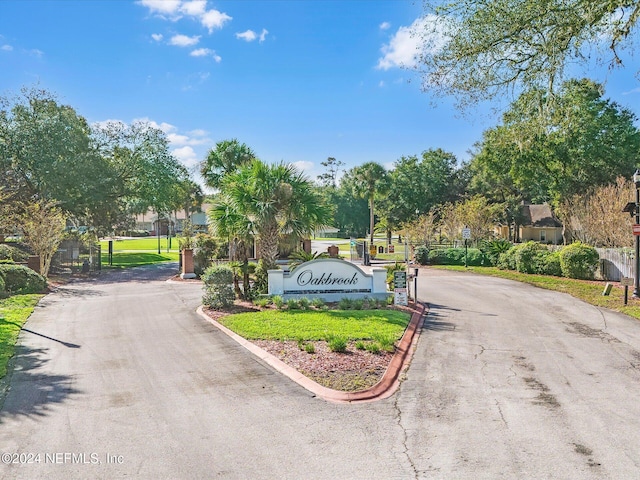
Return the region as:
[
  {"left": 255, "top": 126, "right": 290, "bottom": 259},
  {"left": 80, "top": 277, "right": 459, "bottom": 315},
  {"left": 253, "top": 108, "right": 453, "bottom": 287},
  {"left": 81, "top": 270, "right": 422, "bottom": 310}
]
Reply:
[{"left": 634, "top": 169, "right": 640, "bottom": 297}]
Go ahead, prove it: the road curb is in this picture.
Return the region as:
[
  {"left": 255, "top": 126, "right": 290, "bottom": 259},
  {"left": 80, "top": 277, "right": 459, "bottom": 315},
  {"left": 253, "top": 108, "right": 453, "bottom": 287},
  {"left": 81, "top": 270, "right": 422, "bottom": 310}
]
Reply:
[{"left": 196, "top": 302, "right": 427, "bottom": 404}]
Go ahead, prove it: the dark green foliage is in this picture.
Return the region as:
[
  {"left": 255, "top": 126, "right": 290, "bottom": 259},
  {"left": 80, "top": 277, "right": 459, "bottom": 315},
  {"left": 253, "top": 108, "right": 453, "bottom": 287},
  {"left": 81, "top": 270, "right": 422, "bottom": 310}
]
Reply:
[
  {"left": 428, "top": 248, "right": 488, "bottom": 266},
  {"left": 559, "top": 242, "right": 599, "bottom": 279},
  {"left": 253, "top": 259, "right": 269, "bottom": 295},
  {"left": 193, "top": 233, "right": 219, "bottom": 276},
  {"left": 0, "top": 275, "right": 5, "bottom": 295},
  {"left": 0, "top": 244, "right": 29, "bottom": 263},
  {"left": 479, "top": 239, "right": 513, "bottom": 266},
  {"left": 514, "top": 241, "right": 551, "bottom": 274},
  {"left": 497, "top": 247, "right": 517, "bottom": 270},
  {"left": 0, "top": 264, "right": 47, "bottom": 294},
  {"left": 414, "top": 245, "right": 429, "bottom": 265},
  {"left": 201, "top": 265, "right": 235, "bottom": 309},
  {"left": 541, "top": 250, "right": 562, "bottom": 276}
]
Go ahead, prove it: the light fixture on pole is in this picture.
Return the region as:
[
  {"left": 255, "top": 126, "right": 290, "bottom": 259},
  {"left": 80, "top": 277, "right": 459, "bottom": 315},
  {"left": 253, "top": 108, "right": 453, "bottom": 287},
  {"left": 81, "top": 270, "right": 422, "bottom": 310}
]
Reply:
[{"left": 634, "top": 169, "right": 640, "bottom": 297}]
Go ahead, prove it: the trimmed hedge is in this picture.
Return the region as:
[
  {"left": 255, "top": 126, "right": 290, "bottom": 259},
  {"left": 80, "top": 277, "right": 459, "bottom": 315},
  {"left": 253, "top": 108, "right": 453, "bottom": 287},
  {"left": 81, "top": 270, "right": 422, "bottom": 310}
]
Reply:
[
  {"left": 201, "top": 265, "right": 235, "bottom": 309},
  {"left": 414, "top": 245, "right": 429, "bottom": 265},
  {"left": 0, "top": 244, "right": 29, "bottom": 262},
  {"left": 428, "top": 248, "right": 489, "bottom": 266},
  {"left": 559, "top": 242, "right": 599, "bottom": 279},
  {"left": 0, "top": 264, "right": 47, "bottom": 294},
  {"left": 497, "top": 241, "right": 598, "bottom": 279}
]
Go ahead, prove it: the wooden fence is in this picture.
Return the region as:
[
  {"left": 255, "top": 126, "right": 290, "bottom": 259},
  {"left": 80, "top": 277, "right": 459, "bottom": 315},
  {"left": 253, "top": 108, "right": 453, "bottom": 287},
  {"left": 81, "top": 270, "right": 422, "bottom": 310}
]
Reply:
[{"left": 596, "top": 248, "right": 635, "bottom": 281}]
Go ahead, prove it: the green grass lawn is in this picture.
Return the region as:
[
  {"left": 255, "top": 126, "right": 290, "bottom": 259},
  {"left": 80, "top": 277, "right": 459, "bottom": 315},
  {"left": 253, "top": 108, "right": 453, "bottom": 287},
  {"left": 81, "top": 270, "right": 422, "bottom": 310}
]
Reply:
[
  {"left": 100, "top": 237, "right": 180, "bottom": 268},
  {"left": 217, "top": 308, "right": 410, "bottom": 342},
  {"left": 0, "top": 294, "right": 44, "bottom": 379}
]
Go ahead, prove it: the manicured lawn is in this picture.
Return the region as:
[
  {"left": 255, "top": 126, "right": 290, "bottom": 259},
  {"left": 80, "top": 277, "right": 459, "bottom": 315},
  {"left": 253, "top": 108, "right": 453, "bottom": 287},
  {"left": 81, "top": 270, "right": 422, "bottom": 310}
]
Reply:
[
  {"left": 100, "top": 237, "right": 181, "bottom": 268},
  {"left": 433, "top": 265, "right": 640, "bottom": 320},
  {"left": 0, "top": 294, "right": 43, "bottom": 379},
  {"left": 217, "top": 309, "right": 410, "bottom": 342}
]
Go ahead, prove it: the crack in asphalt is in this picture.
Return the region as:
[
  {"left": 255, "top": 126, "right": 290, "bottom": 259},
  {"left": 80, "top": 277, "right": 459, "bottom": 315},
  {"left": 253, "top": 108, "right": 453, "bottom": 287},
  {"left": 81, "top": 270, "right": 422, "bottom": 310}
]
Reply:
[{"left": 393, "top": 393, "right": 418, "bottom": 480}]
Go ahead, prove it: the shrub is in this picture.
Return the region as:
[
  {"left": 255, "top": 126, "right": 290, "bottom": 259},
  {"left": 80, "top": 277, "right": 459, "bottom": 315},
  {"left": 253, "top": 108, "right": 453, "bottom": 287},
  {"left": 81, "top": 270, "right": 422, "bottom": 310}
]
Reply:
[
  {"left": 541, "top": 250, "right": 562, "bottom": 276},
  {"left": 352, "top": 299, "right": 364, "bottom": 310},
  {"left": 497, "top": 246, "right": 517, "bottom": 270},
  {"left": 0, "top": 244, "right": 29, "bottom": 262},
  {"left": 338, "top": 298, "right": 353, "bottom": 310},
  {"left": 514, "top": 241, "right": 550, "bottom": 274},
  {"left": 374, "top": 334, "right": 396, "bottom": 353},
  {"left": 414, "top": 245, "right": 429, "bottom": 265},
  {"left": 326, "top": 334, "right": 347, "bottom": 353},
  {"left": 355, "top": 340, "right": 366, "bottom": 350},
  {"left": 253, "top": 259, "right": 269, "bottom": 295},
  {"left": 298, "top": 297, "right": 311, "bottom": 310},
  {"left": 304, "top": 343, "right": 316, "bottom": 354},
  {"left": 480, "top": 239, "right": 513, "bottom": 266},
  {"left": 201, "top": 265, "right": 235, "bottom": 309},
  {"left": 428, "top": 248, "right": 487, "bottom": 266},
  {"left": 559, "top": 242, "right": 599, "bottom": 279},
  {"left": 311, "top": 298, "right": 325, "bottom": 309},
  {"left": 365, "top": 343, "right": 381, "bottom": 354},
  {"left": 193, "top": 233, "right": 219, "bottom": 276},
  {"left": 253, "top": 297, "right": 271, "bottom": 308},
  {"left": 0, "top": 275, "right": 5, "bottom": 296},
  {"left": 0, "top": 264, "right": 47, "bottom": 294},
  {"left": 286, "top": 298, "right": 300, "bottom": 310},
  {"left": 272, "top": 295, "right": 285, "bottom": 309}
]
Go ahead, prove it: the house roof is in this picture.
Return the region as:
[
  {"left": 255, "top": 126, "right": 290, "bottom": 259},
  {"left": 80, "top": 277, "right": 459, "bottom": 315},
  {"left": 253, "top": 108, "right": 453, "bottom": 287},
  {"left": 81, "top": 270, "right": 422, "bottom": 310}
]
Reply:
[{"left": 522, "top": 204, "right": 563, "bottom": 228}]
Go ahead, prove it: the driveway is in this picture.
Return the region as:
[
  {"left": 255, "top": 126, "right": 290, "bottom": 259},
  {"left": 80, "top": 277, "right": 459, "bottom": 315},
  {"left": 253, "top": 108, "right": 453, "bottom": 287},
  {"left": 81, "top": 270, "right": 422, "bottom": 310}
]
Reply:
[{"left": 0, "top": 265, "right": 639, "bottom": 479}]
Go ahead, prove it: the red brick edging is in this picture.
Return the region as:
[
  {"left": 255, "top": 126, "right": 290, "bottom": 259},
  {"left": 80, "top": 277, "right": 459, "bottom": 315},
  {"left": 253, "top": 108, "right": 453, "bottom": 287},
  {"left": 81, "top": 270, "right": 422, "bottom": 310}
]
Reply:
[{"left": 196, "top": 302, "right": 427, "bottom": 404}]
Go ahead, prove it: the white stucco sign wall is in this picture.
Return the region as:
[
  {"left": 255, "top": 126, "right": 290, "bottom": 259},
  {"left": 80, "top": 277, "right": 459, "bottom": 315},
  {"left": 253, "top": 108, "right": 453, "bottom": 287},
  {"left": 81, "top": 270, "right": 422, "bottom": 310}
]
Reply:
[{"left": 268, "top": 258, "right": 389, "bottom": 301}]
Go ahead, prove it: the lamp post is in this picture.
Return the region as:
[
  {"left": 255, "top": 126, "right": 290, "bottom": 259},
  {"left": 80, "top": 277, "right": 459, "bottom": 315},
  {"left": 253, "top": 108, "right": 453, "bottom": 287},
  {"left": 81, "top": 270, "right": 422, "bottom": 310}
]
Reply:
[{"left": 634, "top": 169, "right": 640, "bottom": 297}]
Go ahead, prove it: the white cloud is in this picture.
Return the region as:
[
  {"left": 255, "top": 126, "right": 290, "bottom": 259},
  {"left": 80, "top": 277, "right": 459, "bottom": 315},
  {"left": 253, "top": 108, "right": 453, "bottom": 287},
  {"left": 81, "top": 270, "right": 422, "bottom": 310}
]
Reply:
[
  {"left": 201, "top": 9, "right": 232, "bottom": 33},
  {"left": 1, "top": 44, "right": 13, "bottom": 51},
  {"left": 134, "top": 117, "right": 177, "bottom": 134},
  {"left": 30, "top": 49, "right": 43, "bottom": 58},
  {"left": 236, "top": 28, "right": 269, "bottom": 43},
  {"left": 168, "top": 132, "right": 211, "bottom": 146},
  {"left": 190, "top": 48, "right": 221, "bottom": 62},
  {"left": 379, "top": 80, "right": 386, "bottom": 87},
  {"left": 235, "top": 29, "right": 256, "bottom": 42},
  {"left": 138, "top": 0, "right": 181, "bottom": 15},
  {"left": 292, "top": 161, "right": 314, "bottom": 174},
  {"left": 170, "top": 34, "right": 200, "bottom": 46},
  {"left": 376, "top": 16, "right": 446, "bottom": 70},
  {"left": 172, "top": 146, "right": 199, "bottom": 168},
  {"left": 181, "top": 0, "right": 206, "bottom": 16},
  {"left": 623, "top": 87, "right": 640, "bottom": 95},
  {"left": 151, "top": 33, "right": 163, "bottom": 42},
  {"left": 189, "top": 128, "right": 208, "bottom": 137},
  {"left": 380, "top": 21, "right": 391, "bottom": 30}
]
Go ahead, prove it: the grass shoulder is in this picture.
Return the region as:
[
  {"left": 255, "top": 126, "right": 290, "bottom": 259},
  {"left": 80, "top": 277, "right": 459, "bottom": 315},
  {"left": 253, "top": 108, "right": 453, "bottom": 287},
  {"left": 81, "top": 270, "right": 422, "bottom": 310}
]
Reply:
[
  {"left": 0, "top": 294, "right": 44, "bottom": 379},
  {"left": 431, "top": 265, "right": 640, "bottom": 320}
]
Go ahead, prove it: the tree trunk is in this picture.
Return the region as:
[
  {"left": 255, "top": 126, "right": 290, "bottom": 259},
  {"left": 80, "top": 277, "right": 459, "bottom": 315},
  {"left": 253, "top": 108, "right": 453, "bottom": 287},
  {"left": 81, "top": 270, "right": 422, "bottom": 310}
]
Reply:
[{"left": 369, "top": 196, "right": 375, "bottom": 244}]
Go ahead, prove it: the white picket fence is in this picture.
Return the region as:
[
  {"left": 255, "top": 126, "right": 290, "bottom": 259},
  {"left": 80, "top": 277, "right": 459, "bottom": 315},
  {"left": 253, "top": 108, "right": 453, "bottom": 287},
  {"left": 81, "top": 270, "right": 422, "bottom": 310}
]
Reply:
[{"left": 596, "top": 248, "right": 635, "bottom": 281}]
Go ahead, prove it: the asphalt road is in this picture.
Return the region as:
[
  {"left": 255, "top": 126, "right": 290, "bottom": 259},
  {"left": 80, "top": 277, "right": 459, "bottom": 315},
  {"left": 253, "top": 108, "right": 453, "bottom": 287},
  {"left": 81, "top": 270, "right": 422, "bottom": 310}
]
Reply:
[{"left": 1, "top": 264, "right": 639, "bottom": 479}]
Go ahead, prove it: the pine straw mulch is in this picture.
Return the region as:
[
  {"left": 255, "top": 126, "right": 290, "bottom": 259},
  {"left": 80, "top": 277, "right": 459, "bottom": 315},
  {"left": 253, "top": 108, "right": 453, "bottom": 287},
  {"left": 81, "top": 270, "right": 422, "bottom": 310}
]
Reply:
[{"left": 203, "top": 300, "right": 411, "bottom": 392}]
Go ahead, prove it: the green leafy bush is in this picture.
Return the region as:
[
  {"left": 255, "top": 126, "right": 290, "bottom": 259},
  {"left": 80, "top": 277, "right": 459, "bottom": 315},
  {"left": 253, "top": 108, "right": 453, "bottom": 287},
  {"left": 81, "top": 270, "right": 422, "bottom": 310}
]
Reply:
[
  {"left": 497, "top": 246, "right": 517, "bottom": 270},
  {"left": 428, "top": 248, "right": 488, "bottom": 266},
  {"left": 326, "top": 334, "right": 347, "bottom": 353},
  {"left": 298, "top": 297, "right": 310, "bottom": 310},
  {"left": 201, "top": 265, "right": 235, "bottom": 309},
  {"left": 193, "top": 233, "right": 219, "bottom": 276},
  {"left": 0, "top": 275, "right": 5, "bottom": 296},
  {"left": 286, "top": 298, "right": 300, "bottom": 310},
  {"left": 338, "top": 298, "right": 353, "bottom": 309},
  {"left": 311, "top": 298, "right": 325, "bottom": 309},
  {"left": 414, "top": 245, "right": 429, "bottom": 265},
  {"left": 253, "top": 259, "right": 269, "bottom": 294},
  {"left": 514, "top": 241, "right": 551, "bottom": 274},
  {"left": 541, "top": 250, "right": 562, "bottom": 276},
  {"left": 272, "top": 295, "right": 285, "bottom": 309},
  {"left": 0, "top": 244, "right": 29, "bottom": 263},
  {"left": 480, "top": 239, "right": 513, "bottom": 266},
  {"left": 559, "top": 242, "right": 599, "bottom": 279},
  {"left": 0, "top": 264, "right": 47, "bottom": 294},
  {"left": 304, "top": 343, "right": 316, "bottom": 354}
]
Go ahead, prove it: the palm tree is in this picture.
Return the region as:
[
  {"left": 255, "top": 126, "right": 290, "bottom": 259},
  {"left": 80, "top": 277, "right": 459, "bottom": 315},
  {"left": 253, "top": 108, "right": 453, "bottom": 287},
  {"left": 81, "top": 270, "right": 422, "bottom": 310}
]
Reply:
[
  {"left": 200, "top": 139, "right": 256, "bottom": 190},
  {"left": 208, "top": 160, "right": 332, "bottom": 270},
  {"left": 352, "top": 162, "right": 389, "bottom": 244}
]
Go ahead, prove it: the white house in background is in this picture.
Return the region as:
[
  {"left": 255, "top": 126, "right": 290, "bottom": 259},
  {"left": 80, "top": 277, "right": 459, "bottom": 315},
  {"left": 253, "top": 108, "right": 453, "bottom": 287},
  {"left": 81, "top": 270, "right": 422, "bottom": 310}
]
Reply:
[{"left": 134, "top": 203, "right": 212, "bottom": 235}]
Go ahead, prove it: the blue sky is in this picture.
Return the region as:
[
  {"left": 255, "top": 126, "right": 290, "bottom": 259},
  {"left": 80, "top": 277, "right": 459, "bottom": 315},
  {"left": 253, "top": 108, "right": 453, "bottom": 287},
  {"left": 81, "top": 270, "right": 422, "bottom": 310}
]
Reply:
[{"left": 1, "top": 0, "right": 639, "bottom": 188}]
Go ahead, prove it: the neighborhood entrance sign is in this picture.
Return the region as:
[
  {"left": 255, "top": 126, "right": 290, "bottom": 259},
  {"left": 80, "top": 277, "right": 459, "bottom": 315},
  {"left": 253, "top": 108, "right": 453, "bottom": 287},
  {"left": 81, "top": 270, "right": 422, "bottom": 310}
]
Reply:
[{"left": 267, "top": 258, "right": 389, "bottom": 301}]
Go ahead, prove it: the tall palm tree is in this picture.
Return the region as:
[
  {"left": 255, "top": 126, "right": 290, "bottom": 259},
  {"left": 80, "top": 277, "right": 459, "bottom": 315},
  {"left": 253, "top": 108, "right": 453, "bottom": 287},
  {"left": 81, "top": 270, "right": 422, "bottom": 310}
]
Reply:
[
  {"left": 208, "top": 160, "right": 332, "bottom": 269},
  {"left": 200, "top": 139, "right": 256, "bottom": 190},
  {"left": 353, "top": 162, "right": 389, "bottom": 244}
]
